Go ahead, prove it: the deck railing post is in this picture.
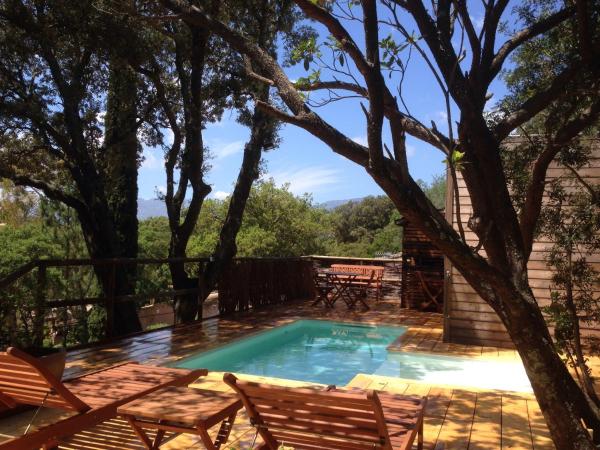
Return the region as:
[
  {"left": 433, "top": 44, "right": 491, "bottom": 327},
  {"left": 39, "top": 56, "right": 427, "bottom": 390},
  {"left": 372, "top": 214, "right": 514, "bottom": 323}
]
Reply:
[
  {"left": 34, "top": 261, "right": 47, "bottom": 347},
  {"left": 105, "top": 260, "right": 117, "bottom": 338}
]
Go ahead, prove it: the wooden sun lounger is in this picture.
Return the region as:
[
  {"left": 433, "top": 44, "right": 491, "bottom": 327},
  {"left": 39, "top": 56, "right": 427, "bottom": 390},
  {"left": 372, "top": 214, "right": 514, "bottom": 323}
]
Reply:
[
  {"left": 0, "top": 347, "right": 205, "bottom": 450},
  {"left": 224, "top": 373, "right": 426, "bottom": 450}
]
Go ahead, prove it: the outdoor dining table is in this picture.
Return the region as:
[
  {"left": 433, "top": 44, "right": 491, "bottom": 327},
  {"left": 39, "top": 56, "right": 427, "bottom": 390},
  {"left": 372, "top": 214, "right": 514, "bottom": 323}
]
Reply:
[{"left": 316, "top": 269, "right": 363, "bottom": 309}]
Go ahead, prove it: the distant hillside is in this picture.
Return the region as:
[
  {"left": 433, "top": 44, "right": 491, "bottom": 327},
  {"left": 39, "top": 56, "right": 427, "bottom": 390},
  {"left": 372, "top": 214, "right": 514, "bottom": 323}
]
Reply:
[
  {"left": 139, "top": 197, "right": 366, "bottom": 218},
  {"left": 319, "top": 197, "right": 364, "bottom": 210},
  {"left": 138, "top": 198, "right": 167, "bottom": 219}
]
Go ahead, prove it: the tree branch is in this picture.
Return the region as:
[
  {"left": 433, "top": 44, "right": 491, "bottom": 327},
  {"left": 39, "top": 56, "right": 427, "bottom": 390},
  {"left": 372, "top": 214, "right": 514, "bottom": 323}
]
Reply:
[
  {"left": 362, "top": 0, "right": 385, "bottom": 171},
  {"left": 493, "top": 64, "right": 580, "bottom": 140},
  {"left": 519, "top": 96, "right": 600, "bottom": 256},
  {"left": 0, "top": 170, "right": 86, "bottom": 213},
  {"left": 489, "top": 7, "right": 576, "bottom": 81}
]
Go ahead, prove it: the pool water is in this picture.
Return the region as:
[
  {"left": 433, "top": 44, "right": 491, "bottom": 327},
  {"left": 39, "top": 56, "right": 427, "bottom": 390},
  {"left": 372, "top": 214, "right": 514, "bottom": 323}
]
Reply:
[{"left": 176, "top": 320, "right": 532, "bottom": 392}]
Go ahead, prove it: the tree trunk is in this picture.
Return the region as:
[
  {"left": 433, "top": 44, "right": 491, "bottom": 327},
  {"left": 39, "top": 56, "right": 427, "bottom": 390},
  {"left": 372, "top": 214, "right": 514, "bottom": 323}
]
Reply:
[
  {"left": 499, "top": 287, "right": 597, "bottom": 449},
  {"left": 100, "top": 59, "right": 142, "bottom": 335},
  {"left": 198, "top": 84, "right": 272, "bottom": 311}
]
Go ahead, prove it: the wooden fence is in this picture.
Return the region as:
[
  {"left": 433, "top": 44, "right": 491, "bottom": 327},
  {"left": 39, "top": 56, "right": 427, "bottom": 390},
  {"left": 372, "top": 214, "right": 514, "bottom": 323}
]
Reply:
[{"left": 218, "top": 258, "right": 314, "bottom": 315}]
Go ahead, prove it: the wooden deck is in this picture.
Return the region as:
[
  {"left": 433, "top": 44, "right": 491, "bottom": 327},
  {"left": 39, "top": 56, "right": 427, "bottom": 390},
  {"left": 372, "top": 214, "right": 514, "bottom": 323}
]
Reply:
[{"left": 0, "top": 297, "right": 555, "bottom": 449}]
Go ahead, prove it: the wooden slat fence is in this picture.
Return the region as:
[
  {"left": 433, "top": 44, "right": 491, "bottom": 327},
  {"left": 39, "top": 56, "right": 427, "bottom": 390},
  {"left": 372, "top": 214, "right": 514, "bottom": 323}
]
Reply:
[{"left": 218, "top": 258, "right": 314, "bottom": 315}]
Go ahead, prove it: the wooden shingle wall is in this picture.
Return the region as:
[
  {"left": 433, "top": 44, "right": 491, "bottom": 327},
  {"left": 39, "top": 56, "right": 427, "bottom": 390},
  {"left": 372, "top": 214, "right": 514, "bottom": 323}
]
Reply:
[
  {"left": 400, "top": 220, "right": 445, "bottom": 310},
  {"left": 444, "top": 138, "right": 600, "bottom": 348}
]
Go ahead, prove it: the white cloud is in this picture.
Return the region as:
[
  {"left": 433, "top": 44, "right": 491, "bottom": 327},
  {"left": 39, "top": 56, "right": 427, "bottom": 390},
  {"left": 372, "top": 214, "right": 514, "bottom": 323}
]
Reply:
[
  {"left": 264, "top": 166, "right": 341, "bottom": 195},
  {"left": 471, "top": 15, "right": 484, "bottom": 31},
  {"left": 212, "top": 190, "right": 230, "bottom": 200},
  {"left": 208, "top": 138, "right": 245, "bottom": 159},
  {"left": 436, "top": 110, "right": 448, "bottom": 122},
  {"left": 352, "top": 135, "right": 368, "bottom": 146},
  {"left": 141, "top": 148, "right": 163, "bottom": 170},
  {"left": 406, "top": 144, "right": 416, "bottom": 158},
  {"left": 156, "top": 186, "right": 167, "bottom": 195}
]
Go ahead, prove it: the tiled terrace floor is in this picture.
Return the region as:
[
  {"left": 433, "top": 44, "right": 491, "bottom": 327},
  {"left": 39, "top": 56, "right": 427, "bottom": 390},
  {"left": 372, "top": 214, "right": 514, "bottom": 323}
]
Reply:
[{"left": 0, "top": 298, "right": 555, "bottom": 449}]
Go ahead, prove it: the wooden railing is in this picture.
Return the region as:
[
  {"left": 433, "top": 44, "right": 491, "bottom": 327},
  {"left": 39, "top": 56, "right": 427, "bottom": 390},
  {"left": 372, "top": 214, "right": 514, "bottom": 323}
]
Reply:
[
  {"left": 0, "top": 257, "right": 316, "bottom": 350},
  {"left": 0, "top": 255, "right": 405, "bottom": 351},
  {"left": 0, "top": 257, "right": 210, "bottom": 349}
]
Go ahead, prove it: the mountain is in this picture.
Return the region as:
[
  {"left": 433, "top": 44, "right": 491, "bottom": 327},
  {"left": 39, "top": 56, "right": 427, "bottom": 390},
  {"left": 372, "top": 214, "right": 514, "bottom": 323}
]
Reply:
[
  {"left": 318, "top": 198, "right": 364, "bottom": 210},
  {"left": 138, "top": 196, "right": 366, "bottom": 218},
  {"left": 138, "top": 198, "right": 167, "bottom": 219}
]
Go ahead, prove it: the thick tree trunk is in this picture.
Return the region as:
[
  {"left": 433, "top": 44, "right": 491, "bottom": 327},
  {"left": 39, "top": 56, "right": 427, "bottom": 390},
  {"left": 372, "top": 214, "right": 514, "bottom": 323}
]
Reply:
[
  {"left": 197, "top": 122, "right": 264, "bottom": 301},
  {"left": 198, "top": 85, "right": 272, "bottom": 312},
  {"left": 167, "top": 21, "right": 212, "bottom": 324},
  {"left": 497, "top": 287, "right": 597, "bottom": 449},
  {"left": 99, "top": 59, "right": 142, "bottom": 335}
]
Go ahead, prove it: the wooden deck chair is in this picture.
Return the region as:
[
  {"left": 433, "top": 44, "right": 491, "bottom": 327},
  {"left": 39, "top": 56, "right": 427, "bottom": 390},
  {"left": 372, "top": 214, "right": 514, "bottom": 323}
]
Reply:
[
  {"left": 344, "top": 269, "right": 376, "bottom": 310},
  {"left": 223, "top": 373, "right": 426, "bottom": 450},
  {"left": 331, "top": 264, "right": 385, "bottom": 301},
  {"left": 0, "top": 347, "right": 205, "bottom": 450},
  {"left": 311, "top": 270, "right": 335, "bottom": 307}
]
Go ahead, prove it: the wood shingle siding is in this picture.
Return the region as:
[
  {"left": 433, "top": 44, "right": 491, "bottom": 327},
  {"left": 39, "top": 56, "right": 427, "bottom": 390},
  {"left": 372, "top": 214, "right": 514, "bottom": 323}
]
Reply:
[{"left": 444, "top": 138, "right": 600, "bottom": 348}]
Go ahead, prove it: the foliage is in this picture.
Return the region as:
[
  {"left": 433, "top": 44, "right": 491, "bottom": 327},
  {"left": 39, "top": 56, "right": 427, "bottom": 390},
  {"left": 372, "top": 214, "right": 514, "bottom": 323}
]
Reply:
[
  {"left": 0, "top": 180, "right": 38, "bottom": 227},
  {"left": 540, "top": 175, "right": 600, "bottom": 404}
]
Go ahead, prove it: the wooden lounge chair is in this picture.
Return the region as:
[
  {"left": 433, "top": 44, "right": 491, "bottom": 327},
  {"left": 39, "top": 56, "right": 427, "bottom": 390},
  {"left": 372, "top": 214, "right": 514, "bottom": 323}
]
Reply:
[
  {"left": 223, "top": 373, "right": 427, "bottom": 450},
  {"left": 0, "top": 347, "right": 205, "bottom": 450}
]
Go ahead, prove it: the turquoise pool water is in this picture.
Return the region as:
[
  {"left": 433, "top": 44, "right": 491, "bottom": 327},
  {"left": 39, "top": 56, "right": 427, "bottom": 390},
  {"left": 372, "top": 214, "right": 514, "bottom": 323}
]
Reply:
[{"left": 176, "top": 320, "right": 532, "bottom": 392}]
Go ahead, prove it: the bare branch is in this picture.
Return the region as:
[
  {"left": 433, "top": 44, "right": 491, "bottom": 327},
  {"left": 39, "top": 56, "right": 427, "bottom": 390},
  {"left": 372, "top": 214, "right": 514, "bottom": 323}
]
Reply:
[
  {"left": 0, "top": 169, "right": 86, "bottom": 213},
  {"left": 453, "top": 0, "right": 481, "bottom": 72},
  {"left": 244, "top": 55, "right": 275, "bottom": 86}
]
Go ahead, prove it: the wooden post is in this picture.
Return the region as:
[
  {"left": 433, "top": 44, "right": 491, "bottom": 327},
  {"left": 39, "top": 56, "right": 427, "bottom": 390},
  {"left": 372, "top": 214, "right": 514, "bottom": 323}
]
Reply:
[
  {"left": 34, "top": 262, "right": 47, "bottom": 347},
  {"left": 105, "top": 261, "right": 116, "bottom": 338}
]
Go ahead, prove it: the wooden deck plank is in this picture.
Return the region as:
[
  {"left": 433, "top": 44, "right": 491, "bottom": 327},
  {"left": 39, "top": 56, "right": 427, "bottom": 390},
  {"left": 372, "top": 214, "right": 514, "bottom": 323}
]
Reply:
[
  {"left": 502, "top": 394, "right": 534, "bottom": 449},
  {"left": 0, "top": 298, "right": 555, "bottom": 450}
]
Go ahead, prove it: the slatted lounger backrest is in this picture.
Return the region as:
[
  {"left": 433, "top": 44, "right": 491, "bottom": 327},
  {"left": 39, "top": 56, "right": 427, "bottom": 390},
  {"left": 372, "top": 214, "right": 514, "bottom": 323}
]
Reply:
[
  {"left": 224, "top": 373, "right": 391, "bottom": 450},
  {"left": 0, "top": 347, "right": 89, "bottom": 412}
]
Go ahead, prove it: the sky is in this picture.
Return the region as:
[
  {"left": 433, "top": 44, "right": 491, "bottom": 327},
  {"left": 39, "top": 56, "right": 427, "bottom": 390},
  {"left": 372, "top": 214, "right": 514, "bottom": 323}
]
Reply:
[{"left": 138, "top": 2, "right": 511, "bottom": 204}]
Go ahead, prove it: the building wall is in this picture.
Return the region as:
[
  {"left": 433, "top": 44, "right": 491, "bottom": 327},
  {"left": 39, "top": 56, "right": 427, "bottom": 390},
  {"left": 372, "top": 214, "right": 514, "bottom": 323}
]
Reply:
[{"left": 444, "top": 138, "right": 600, "bottom": 348}]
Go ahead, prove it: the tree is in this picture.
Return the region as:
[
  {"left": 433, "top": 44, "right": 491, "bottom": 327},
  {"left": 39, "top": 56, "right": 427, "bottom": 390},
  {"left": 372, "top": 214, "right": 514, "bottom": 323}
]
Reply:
[
  {"left": 158, "top": 0, "right": 600, "bottom": 446},
  {"left": 0, "top": 1, "right": 147, "bottom": 335},
  {"left": 0, "top": 180, "right": 37, "bottom": 227},
  {"left": 541, "top": 171, "right": 600, "bottom": 414},
  {"left": 236, "top": 180, "right": 329, "bottom": 256},
  {"left": 123, "top": 0, "right": 309, "bottom": 322}
]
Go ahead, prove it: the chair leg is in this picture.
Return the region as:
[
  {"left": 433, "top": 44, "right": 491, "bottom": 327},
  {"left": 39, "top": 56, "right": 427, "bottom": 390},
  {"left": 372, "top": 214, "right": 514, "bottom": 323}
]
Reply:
[{"left": 418, "top": 417, "right": 424, "bottom": 450}]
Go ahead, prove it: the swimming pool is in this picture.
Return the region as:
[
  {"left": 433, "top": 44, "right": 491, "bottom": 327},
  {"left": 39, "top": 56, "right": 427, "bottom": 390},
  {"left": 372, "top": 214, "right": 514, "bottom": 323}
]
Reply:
[{"left": 176, "top": 319, "right": 532, "bottom": 392}]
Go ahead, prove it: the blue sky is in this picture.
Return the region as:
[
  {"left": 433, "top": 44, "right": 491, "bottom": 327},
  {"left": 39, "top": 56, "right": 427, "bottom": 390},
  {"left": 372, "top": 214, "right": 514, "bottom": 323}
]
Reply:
[{"left": 139, "top": 2, "right": 510, "bottom": 204}]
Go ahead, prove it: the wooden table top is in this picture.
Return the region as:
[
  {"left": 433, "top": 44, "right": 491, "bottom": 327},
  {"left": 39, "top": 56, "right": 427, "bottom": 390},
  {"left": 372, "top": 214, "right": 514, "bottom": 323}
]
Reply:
[{"left": 117, "top": 386, "right": 242, "bottom": 426}]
